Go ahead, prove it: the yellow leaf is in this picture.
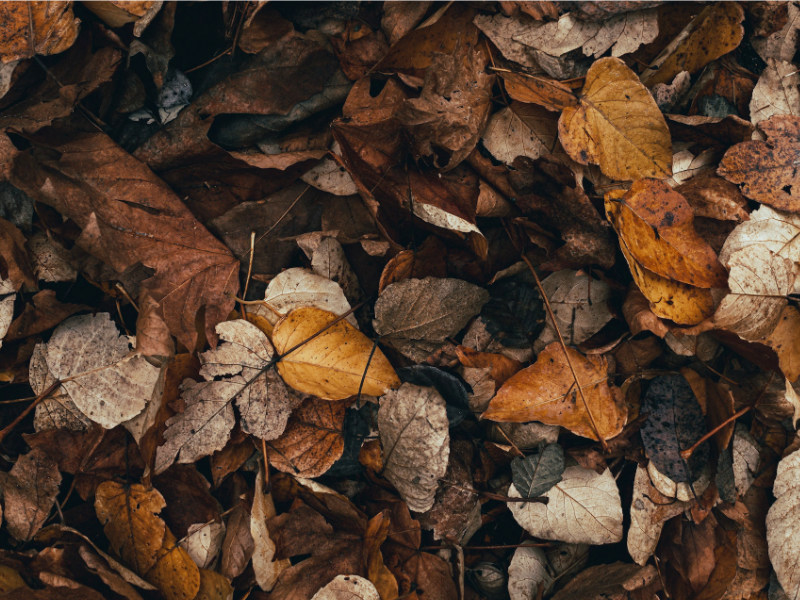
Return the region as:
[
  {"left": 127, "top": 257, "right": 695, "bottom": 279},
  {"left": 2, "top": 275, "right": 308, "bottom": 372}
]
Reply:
[
  {"left": 0, "top": 2, "right": 79, "bottom": 62},
  {"left": 482, "top": 343, "right": 627, "bottom": 441},
  {"left": 273, "top": 307, "right": 400, "bottom": 400},
  {"left": 146, "top": 530, "right": 201, "bottom": 600},
  {"left": 558, "top": 57, "right": 672, "bottom": 181}
]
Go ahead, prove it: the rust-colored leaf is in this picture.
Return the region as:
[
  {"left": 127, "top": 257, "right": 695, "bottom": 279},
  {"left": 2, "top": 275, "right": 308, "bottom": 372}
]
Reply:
[
  {"left": 497, "top": 70, "right": 579, "bottom": 112},
  {"left": 0, "top": 2, "right": 79, "bottom": 62}
]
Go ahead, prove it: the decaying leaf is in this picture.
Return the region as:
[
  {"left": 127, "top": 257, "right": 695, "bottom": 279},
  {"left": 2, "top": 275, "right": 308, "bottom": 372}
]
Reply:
[
  {"left": 510, "top": 443, "right": 565, "bottom": 498},
  {"left": 373, "top": 277, "right": 489, "bottom": 362},
  {"left": 496, "top": 70, "right": 578, "bottom": 112},
  {"left": 250, "top": 468, "right": 289, "bottom": 591},
  {"left": 749, "top": 59, "right": 800, "bottom": 126},
  {"left": 311, "top": 575, "right": 380, "bottom": 600},
  {"left": 0, "top": 2, "right": 80, "bottom": 62},
  {"left": 36, "top": 313, "right": 160, "bottom": 429},
  {"left": 508, "top": 465, "right": 623, "bottom": 544},
  {"left": 550, "top": 563, "right": 660, "bottom": 600},
  {"left": 273, "top": 307, "right": 400, "bottom": 400},
  {"left": 481, "top": 104, "right": 558, "bottom": 165},
  {"left": 256, "top": 268, "right": 355, "bottom": 326},
  {"left": 559, "top": 57, "right": 672, "bottom": 181},
  {"left": 267, "top": 397, "right": 349, "bottom": 478},
  {"left": 378, "top": 384, "right": 450, "bottom": 513},
  {"left": 767, "top": 448, "right": 800, "bottom": 599},
  {"left": 483, "top": 342, "right": 627, "bottom": 442},
  {"left": 3, "top": 448, "right": 61, "bottom": 541},
  {"left": 718, "top": 115, "right": 800, "bottom": 213},
  {"left": 508, "top": 546, "right": 553, "bottom": 600}
]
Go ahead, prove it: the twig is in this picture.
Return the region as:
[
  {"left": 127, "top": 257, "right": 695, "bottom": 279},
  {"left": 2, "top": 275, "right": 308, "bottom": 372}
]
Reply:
[
  {"left": 240, "top": 230, "right": 256, "bottom": 319},
  {"left": 680, "top": 405, "right": 752, "bottom": 460},
  {"left": 0, "top": 379, "right": 61, "bottom": 444}
]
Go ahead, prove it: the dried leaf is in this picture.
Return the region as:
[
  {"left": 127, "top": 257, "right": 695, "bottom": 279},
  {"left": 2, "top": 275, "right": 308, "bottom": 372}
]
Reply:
[
  {"left": 256, "top": 268, "right": 355, "bottom": 326},
  {"left": 455, "top": 346, "right": 522, "bottom": 386},
  {"left": 508, "top": 466, "right": 623, "bottom": 544},
  {"left": 311, "top": 575, "right": 381, "bottom": 600},
  {"left": 483, "top": 342, "right": 627, "bottom": 442},
  {"left": 267, "top": 397, "right": 349, "bottom": 478},
  {"left": 749, "top": 59, "right": 800, "bottom": 125},
  {"left": 497, "top": 70, "right": 578, "bottom": 112},
  {"left": 510, "top": 443, "right": 565, "bottom": 498},
  {"left": 550, "top": 563, "right": 659, "bottom": 600},
  {"left": 481, "top": 104, "right": 558, "bottom": 165},
  {"left": 508, "top": 546, "right": 553, "bottom": 600},
  {"left": 0, "top": 2, "right": 79, "bottom": 62},
  {"left": 640, "top": 374, "right": 709, "bottom": 484},
  {"left": 559, "top": 57, "right": 672, "bottom": 181},
  {"left": 378, "top": 384, "right": 450, "bottom": 513},
  {"left": 180, "top": 522, "right": 225, "bottom": 570},
  {"left": 3, "top": 448, "right": 61, "bottom": 541},
  {"left": 82, "top": 1, "right": 162, "bottom": 34},
  {"left": 251, "top": 468, "right": 289, "bottom": 591},
  {"left": 373, "top": 277, "right": 489, "bottom": 362},
  {"left": 641, "top": 3, "right": 745, "bottom": 86},
  {"left": 718, "top": 115, "right": 800, "bottom": 213},
  {"left": 766, "top": 448, "right": 800, "bottom": 598},
  {"left": 146, "top": 529, "right": 201, "bottom": 600},
  {"left": 273, "top": 307, "right": 400, "bottom": 400}
]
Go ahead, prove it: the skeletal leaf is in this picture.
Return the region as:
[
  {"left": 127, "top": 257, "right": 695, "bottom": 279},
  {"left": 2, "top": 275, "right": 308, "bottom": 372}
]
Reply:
[
  {"left": 378, "top": 384, "right": 450, "bottom": 513},
  {"left": 507, "top": 466, "right": 623, "bottom": 545},
  {"left": 640, "top": 374, "right": 709, "bottom": 484},
  {"left": 374, "top": 277, "right": 489, "bottom": 362},
  {"left": 510, "top": 444, "right": 565, "bottom": 498},
  {"left": 273, "top": 307, "right": 400, "bottom": 400},
  {"left": 767, "top": 448, "right": 800, "bottom": 599},
  {"left": 750, "top": 59, "right": 800, "bottom": 125},
  {"left": 483, "top": 343, "right": 627, "bottom": 442},
  {"left": 257, "top": 268, "right": 355, "bottom": 326},
  {"left": 41, "top": 313, "right": 160, "bottom": 429},
  {"left": 311, "top": 575, "right": 380, "bottom": 600},
  {"left": 559, "top": 57, "right": 672, "bottom": 181}
]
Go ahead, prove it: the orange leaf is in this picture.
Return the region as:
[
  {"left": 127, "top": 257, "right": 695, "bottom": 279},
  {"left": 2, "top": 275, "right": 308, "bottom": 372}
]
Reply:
[{"left": 456, "top": 346, "right": 522, "bottom": 386}]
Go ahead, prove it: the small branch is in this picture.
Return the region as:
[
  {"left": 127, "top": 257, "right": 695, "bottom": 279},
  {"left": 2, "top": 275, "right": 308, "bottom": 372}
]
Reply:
[
  {"left": 680, "top": 405, "right": 752, "bottom": 460},
  {"left": 0, "top": 379, "right": 60, "bottom": 444}
]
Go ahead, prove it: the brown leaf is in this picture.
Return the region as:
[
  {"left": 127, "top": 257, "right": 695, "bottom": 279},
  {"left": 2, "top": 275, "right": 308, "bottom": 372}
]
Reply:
[
  {"left": 4, "top": 290, "right": 86, "bottom": 342},
  {"left": 381, "top": 2, "right": 432, "bottom": 45},
  {"left": 497, "top": 70, "right": 578, "bottom": 112},
  {"left": 718, "top": 115, "right": 800, "bottom": 213},
  {"left": 250, "top": 467, "right": 289, "bottom": 591},
  {"left": 550, "top": 563, "right": 660, "bottom": 600},
  {"left": 750, "top": 58, "right": 800, "bottom": 125},
  {"left": 4, "top": 448, "right": 61, "bottom": 541},
  {"left": 641, "top": 3, "right": 745, "bottom": 86},
  {"left": 559, "top": 57, "right": 672, "bottom": 181},
  {"left": 0, "top": 2, "right": 79, "bottom": 62},
  {"left": 622, "top": 286, "right": 669, "bottom": 338},
  {"left": 606, "top": 179, "right": 727, "bottom": 288},
  {"left": 378, "top": 237, "right": 448, "bottom": 293},
  {"left": 0, "top": 219, "right": 35, "bottom": 291},
  {"left": 194, "top": 568, "right": 233, "bottom": 600},
  {"left": 82, "top": 1, "right": 162, "bottom": 33},
  {"left": 135, "top": 291, "right": 175, "bottom": 358},
  {"left": 11, "top": 131, "right": 239, "bottom": 351},
  {"left": 483, "top": 342, "right": 627, "bottom": 441},
  {"left": 761, "top": 305, "right": 800, "bottom": 382},
  {"left": 456, "top": 346, "right": 523, "bottom": 386},
  {"left": 273, "top": 307, "right": 400, "bottom": 400},
  {"left": 267, "top": 397, "right": 350, "bottom": 479},
  {"left": 675, "top": 172, "right": 749, "bottom": 223}
]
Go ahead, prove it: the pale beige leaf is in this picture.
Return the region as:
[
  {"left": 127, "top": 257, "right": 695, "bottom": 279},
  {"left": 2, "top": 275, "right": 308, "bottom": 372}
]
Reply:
[
  {"left": 627, "top": 465, "right": 687, "bottom": 566},
  {"left": 558, "top": 57, "right": 672, "bottom": 181},
  {"left": 714, "top": 245, "right": 796, "bottom": 340},
  {"left": 301, "top": 155, "right": 359, "bottom": 196},
  {"left": 273, "top": 307, "right": 400, "bottom": 400},
  {"left": 179, "top": 522, "right": 225, "bottom": 570},
  {"left": 535, "top": 270, "right": 613, "bottom": 351},
  {"left": 28, "top": 232, "right": 77, "bottom": 283},
  {"left": 311, "top": 575, "right": 380, "bottom": 600},
  {"left": 311, "top": 237, "right": 361, "bottom": 305},
  {"left": 750, "top": 59, "right": 800, "bottom": 125},
  {"left": 0, "top": 277, "right": 13, "bottom": 349},
  {"left": 378, "top": 384, "right": 450, "bottom": 513},
  {"left": 507, "top": 466, "right": 623, "bottom": 545},
  {"left": 481, "top": 105, "right": 557, "bottom": 165},
  {"left": 752, "top": 2, "right": 800, "bottom": 63},
  {"left": 256, "top": 268, "right": 354, "bottom": 326},
  {"left": 786, "top": 381, "right": 800, "bottom": 428},
  {"left": 511, "top": 10, "right": 658, "bottom": 58},
  {"left": 732, "top": 424, "right": 760, "bottom": 496},
  {"left": 508, "top": 546, "right": 553, "bottom": 600},
  {"left": 251, "top": 468, "right": 289, "bottom": 591},
  {"left": 473, "top": 14, "right": 540, "bottom": 68},
  {"left": 43, "top": 313, "right": 160, "bottom": 429},
  {"left": 646, "top": 460, "right": 711, "bottom": 502},
  {"left": 767, "top": 448, "right": 800, "bottom": 599},
  {"left": 373, "top": 277, "right": 489, "bottom": 362}
]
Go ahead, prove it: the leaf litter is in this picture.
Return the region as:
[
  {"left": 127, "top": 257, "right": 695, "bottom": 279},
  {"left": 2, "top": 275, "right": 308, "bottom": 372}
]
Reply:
[{"left": 0, "top": 3, "right": 798, "bottom": 599}]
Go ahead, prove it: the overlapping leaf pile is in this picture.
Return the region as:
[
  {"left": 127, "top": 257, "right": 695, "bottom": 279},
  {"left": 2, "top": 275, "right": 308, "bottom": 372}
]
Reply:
[{"left": 0, "top": 2, "right": 799, "bottom": 599}]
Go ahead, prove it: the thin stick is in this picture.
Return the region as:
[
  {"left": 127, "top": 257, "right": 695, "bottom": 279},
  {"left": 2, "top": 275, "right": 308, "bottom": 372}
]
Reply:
[
  {"left": 0, "top": 379, "right": 60, "bottom": 443},
  {"left": 421, "top": 542, "right": 551, "bottom": 551},
  {"left": 505, "top": 223, "right": 609, "bottom": 452},
  {"left": 185, "top": 47, "right": 233, "bottom": 74},
  {"left": 680, "top": 405, "right": 752, "bottom": 459},
  {"left": 240, "top": 230, "right": 256, "bottom": 319},
  {"left": 249, "top": 185, "right": 310, "bottom": 255}
]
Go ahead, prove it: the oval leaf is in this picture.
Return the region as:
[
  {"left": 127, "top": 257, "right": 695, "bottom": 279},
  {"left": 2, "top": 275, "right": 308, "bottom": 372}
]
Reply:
[
  {"left": 510, "top": 444, "right": 565, "bottom": 498},
  {"left": 767, "top": 448, "right": 800, "bottom": 599}
]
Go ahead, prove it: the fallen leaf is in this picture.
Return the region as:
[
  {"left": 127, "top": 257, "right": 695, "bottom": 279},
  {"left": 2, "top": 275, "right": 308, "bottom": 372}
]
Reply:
[
  {"left": 373, "top": 277, "right": 489, "bottom": 362},
  {"left": 508, "top": 465, "right": 623, "bottom": 544},
  {"left": 311, "top": 575, "right": 381, "bottom": 600},
  {"left": 752, "top": 1, "right": 800, "bottom": 62},
  {"left": 378, "top": 383, "right": 450, "bottom": 513},
  {"left": 381, "top": 2, "right": 431, "bottom": 45},
  {"left": 455, "top": 346, "right": 522, "bottom": 386},
  {"left": 765, "top": 449, "right": 800, "bottom": 598},
  {"left": 3, "top": 448, "right": 61, "bottom": 541},
  {"left": 219, "top": 495, "right": 254, "bottom": 580},
  {"left": 146, "top": 529, "right": 202, "bottom": 600},
  {"left": 267, "top": 397, "right": 349, "bottom": 478},
  {"left": 640, "top": 373, "right": 710, "bottom": 484},
  {"left": 550, "top": 563, "right": 660, "bottom": 600},
  {"left": 180, "top": 522, "right": 225, "bottom": 570},
  {"left": 5, "top": 290, "right": 87, "bottom": 343},
  {"left": 11, "top": 131, "right": 239, "bottom": 351},
  {"left": 251, "top": 468, "right": 289, "bottom": 591},
  {"left": 512, "top": 9, "right": 659, "bottom": 58},
  {"left": 621, "top": 286, "right": 669, "bottom": 338},
  {"left": 0, "top": 2, "right": 80, "bottom": 62},
  {"left": 256, "top": 267, "right": 355, "bottom": 326},
  {"left": 481, "top": 103, "right": 558, "bottom": 165},
  {"left": 398, "top": 38, "right": 493, "bottom": 171},
  {"left": 674, "top": 171, "right": 749, "bottom": 223},
  {"left": 559, "top": 57, "right": 672, "bottom": 181},
  {"left": 627, "top": 464, "right": 688, "bottom": 566},
  {"left": 35, "top": 313, "right": 161, "bottom": 429},
  {"left": 273, "top": 307, "right": 400, "bottom": 400},
  {"left": 749, "top": 59, "right": 800, "bottom": 125},
  {"left": 511, "top": 443, "right": 565, "bottom": 498},
  {"left": 483, "top": 342, "right": 627, "bottom": 442},
  {"left": 309, "top": 237, "right": 362, "bottom": 305},
  {"left": 508, "top": 546, "right": 553, "bottom": 600},
  {"left": 497, "top": 70, "right": 578, "bottom": 112},
  {"left": 535, "top": 270, "right": 614, "bottom": 350},
  {"left": 301, "top": 154, "right": 359, "bottom": 196},
  {"left": 82, "top": 1, "right": 162, "bottom": 34},
  {"left": 640, "top": 3, "right": 745, "bottom": 86},
  {"left": 27, "top": 232, "right": 77, "bottom": 283},
  {"left": 763, "top": 307, "right": 800, "bottom": 382},
  {"left": 718, "top": 115, "right": 800, "bottom": 213},
  {"left": 0, "top": 278, "right": 12, "bottom": 349}
]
